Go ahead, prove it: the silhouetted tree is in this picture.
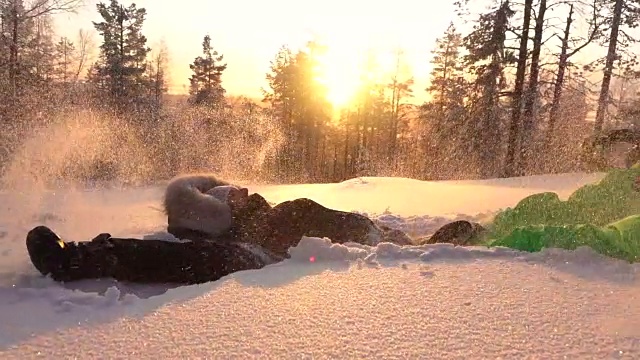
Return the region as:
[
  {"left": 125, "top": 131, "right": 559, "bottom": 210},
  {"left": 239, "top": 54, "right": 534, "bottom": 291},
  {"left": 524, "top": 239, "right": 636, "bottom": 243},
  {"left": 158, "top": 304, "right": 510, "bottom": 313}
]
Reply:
[
  {"left": 386, "top": 49, "right": 414, "bottom": 173},
  {"left": 262, "top": 41, "right": 331, "bottom": 182},
  {"left": 90, "top": 0, "right": 151, "bottom": 113},
  {"left": 463, "top": 0, "right": 514, "bottom": 178},
  {"left": 420, "top": 23, "right": 468, "bottom": 179},
  {"left": 593, "top": 0, "right": 640, "bottom": 134},
  {"left": 188, "top": 34, "right": 227, "bottom": 107},
  {"left": 503, "top": 0, "right": 532, "bottom": 177},
  {"left": 546, "top": 1, "right": 601, "bottom": 140},
  {"left": 146, "top": 40, "right": 169, "bottom": 119}
]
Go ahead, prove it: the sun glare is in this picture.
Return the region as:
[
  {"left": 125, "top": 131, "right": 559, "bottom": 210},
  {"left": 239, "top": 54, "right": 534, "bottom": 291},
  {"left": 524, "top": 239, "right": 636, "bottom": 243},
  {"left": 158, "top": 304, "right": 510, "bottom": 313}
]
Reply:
[
  {"left": 316, "top": 48, "right": 363, "bottom": 108},
  {"left": 311, "top": 26, "right": 419, "bottom": 110},
  {"left": 315, "top": 45, "right": 404, "bottom": 110}
]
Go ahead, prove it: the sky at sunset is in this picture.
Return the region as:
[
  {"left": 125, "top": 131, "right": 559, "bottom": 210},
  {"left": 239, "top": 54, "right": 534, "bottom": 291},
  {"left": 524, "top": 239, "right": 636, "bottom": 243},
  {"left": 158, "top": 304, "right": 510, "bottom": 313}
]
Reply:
[{"left": 53, "top": 0, "right": 458, "bottom": 104}]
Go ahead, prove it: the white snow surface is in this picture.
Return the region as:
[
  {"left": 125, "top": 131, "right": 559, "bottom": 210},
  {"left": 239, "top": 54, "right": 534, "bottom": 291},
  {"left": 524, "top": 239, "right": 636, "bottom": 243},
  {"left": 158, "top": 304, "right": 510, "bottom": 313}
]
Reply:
[{"left": 2, "top": 171, "right": 640, "bottom": 358}]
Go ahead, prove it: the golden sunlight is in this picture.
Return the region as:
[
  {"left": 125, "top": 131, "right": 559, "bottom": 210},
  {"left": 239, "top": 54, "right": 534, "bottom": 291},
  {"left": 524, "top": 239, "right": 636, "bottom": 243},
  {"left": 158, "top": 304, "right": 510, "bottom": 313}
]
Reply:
[
  {"left": 316, "top": 48, "right": 363, "bottom": 107},
  {"left": 314, "top": 46, "right": 400, "bottom": 109},
  {"left": 310, "top": 24, "right": 425, "bottom": 109},
  {"left": 53, "top": 0, "right": 452, "bottom": 101}
]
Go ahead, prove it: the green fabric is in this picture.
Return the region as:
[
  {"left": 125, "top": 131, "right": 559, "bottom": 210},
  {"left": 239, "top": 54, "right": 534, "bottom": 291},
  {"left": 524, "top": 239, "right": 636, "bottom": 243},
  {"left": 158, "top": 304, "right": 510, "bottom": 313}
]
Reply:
[
  {"left": 483, "top": 168, "right": 640, "bottom": 262},
  {"left": 489, "top": 215, "right": 640, "bottom": 262},
  {"left": 488, "top": 168, "right": 640, "bottom": 239}
]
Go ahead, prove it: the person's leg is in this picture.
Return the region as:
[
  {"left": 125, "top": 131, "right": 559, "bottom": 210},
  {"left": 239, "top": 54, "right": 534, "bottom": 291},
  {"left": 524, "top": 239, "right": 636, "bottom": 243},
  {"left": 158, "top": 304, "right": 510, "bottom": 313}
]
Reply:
[{"left": 26, "top": 225, "right": 268, "bottom": 284}]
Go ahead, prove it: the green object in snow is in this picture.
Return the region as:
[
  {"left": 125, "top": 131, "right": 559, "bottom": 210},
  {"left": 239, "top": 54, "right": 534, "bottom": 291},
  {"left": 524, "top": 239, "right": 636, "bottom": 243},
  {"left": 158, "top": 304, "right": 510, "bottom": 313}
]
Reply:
[
  {"left": 478, "top": 167, "right": 640, "bottom": 262},
  {"left": 487, "top": 167, "right": 640, "bottom": 240},
  {"left": 489, "top": 214, "right": 640, "bottom": 262}
]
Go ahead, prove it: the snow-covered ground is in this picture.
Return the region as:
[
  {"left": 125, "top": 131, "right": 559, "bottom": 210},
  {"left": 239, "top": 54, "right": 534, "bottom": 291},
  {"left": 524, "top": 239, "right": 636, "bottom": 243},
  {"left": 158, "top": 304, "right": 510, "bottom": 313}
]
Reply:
[{"left": 2, "top": 171, "right": 640, "bottom": 358}]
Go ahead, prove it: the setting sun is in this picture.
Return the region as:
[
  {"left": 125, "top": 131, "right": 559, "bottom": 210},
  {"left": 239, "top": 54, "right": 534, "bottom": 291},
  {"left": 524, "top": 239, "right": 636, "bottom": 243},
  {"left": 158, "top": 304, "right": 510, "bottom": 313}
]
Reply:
[
  {"left": 311, "top": 31, "right": 420, "bottom": 109},
  {"left": 53, "top": 0, "right": 454, "bottom": 104},
  {"left": 315, "top": 47, "right": 363, "bottom": 107}
]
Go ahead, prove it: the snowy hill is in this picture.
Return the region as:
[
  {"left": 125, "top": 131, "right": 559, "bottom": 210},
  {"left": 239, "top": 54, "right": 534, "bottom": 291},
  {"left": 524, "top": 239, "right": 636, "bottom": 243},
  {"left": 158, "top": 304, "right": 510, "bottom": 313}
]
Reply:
[{"left": 2, "top": 171, "right": 640, "bottom": 358}]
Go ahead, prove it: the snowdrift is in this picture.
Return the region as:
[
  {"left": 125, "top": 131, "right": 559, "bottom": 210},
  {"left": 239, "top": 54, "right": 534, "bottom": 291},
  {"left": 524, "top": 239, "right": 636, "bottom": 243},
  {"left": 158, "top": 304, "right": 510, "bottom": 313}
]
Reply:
[{"left": 4, "top": 170, "right": 640, "bottom": 358}]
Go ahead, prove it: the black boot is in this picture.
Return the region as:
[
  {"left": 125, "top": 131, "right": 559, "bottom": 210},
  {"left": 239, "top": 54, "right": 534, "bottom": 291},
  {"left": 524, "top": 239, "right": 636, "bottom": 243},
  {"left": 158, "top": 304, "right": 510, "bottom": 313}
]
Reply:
[{"left": 26, "top": 226, "right": 115, "bottom": 282}]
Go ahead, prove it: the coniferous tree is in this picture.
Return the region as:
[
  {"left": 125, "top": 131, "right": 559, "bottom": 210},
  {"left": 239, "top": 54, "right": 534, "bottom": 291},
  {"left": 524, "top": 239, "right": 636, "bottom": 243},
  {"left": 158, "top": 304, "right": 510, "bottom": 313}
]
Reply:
[
  {"left": 503, "top": 0, "right": 532, "bottom": 177},
  {"left": 263, "top": 45, "right": 296, "bottom": 180},
  {"left": 26, "top": 15, "right": 56, "bottom": 83},
  {"left": 517, "top": 0, "right": 548, "bottom": 173},
  {"left": 53, "top": 36, "right": 76, "bottom": 84},
  {"left": 0, "top": 3, "right": 65, "bottom": 119},
  {"left": 91, "top": 0, "right": 151, "bottom": 113},
  {"left": 337, "top": 51, "right": 386, "bottom": 178},
  {"left": 463, "top": 0, "right": 514, "bottom": 178},
  {"left": 420, "top": 23, "right": 468, "bottom": 179},
  {"left": 0, "top": 0, "right": 80, "bottom": 168},
  {"left": 146, "top": 40, "right": 169, "bottom": 118},
  {"left": 546, "top": 0, "right": 600, "bottom": 141},
  {"left": 289, "top": 41, "right": 331, "bottom": 180},
  {"left": 386, "top": 49, "right": 414, "bottom": 172},
  {"left": 263, "top": 45, "right": 295, "bottom": 120},
  {"left": 188, "top": 34, "right": 227, "bottom": 107},
  {"left": 2, "top": 0, "right": 36, "bottom": 97},
  {"left": 262, "top": 41, "right": 330, "bottom": 182},
  {"left": 592, "top": 0, "right": 640, "bottom": 134}
]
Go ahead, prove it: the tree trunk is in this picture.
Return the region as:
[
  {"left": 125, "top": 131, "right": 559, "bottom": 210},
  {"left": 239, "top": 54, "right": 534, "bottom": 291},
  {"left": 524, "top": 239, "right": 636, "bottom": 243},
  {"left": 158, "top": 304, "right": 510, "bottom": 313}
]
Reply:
[
  {"left": 478, "top": 17, "right": 507, "bottom": 177},
  {"left": 389, "top": 80, "right": 398, "bottom": 165},
  {"left": 343, "top": 117, "right": 350, "bottom": 179},
  {"left": 503, "top": 0, "right": 533, "bottom": 177},
  {"left": 519, "top": 0, "right": 547, "bottom": 174},
  {"left": 9, "top": 3, "right": 19, "bottom": 98},
  {"left": 593, "top": 0, "right": 624, "bottom": 135},
  {"left": 390, "top": 93, "right": 401, "bottom": 171},
  {"left": 547, "top": 4, "right": 574, "bottom": 140},
  {"left": 116, "top": 5, "right": 126, "bottom": 109}
]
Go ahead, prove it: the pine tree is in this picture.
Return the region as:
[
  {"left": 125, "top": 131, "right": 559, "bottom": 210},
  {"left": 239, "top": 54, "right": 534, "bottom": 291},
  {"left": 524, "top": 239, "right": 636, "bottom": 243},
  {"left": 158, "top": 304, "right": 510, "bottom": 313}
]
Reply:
[
  {"left": 503, "top": 0, "right": 532, "bottom": 177},
  {"left": 420, "top": 23, "right": 468, "bottom": 179},
  {"left": 517, "top": 0, "right": 548, "bottom": 173},
  {"left": 547, "top": 2, "right": 601, "bottom": 140},
  {"left": 91, "top": 0, "right": 151, "bottom": 112},
  {"left": 593, "top": 0, "right": 640, "bottom": 134},
  {"left": 426, "top": 23, "right": 466, "bottom": 118},
  {"left": 24, "top": 15, "right": 56, "bottom": 83},
  {"left": 263, "top": 45, "right": 297, "bottom": 180},
  {"left": 292, "top": 41, "right": 331, "bottom": 180},
  {"left": 0, "top": 3, "right": 62, "bottom": 120},
  {"left": 53, "top": 36, "right": 76, "bottom": 84},
  {"left": 146, "top": 40, "right": 169, "bottom": 118},
  {"left": 463, "top": 0, "right": 514, "bottom": 178},
  {"left": 263, "top": 45, "right": 295, "bottom": 124},
  {"left": 188, "top": 34, "right": 227, "bottom": 107},
  {"left": 1, "top": 0, "right": 34, "bottom": 97},
  {"left": 0, "top": 1, "right": 50, "bottom": 94},
  {"left": 386, "top": 49, "right": 414, "bottom": 172}
]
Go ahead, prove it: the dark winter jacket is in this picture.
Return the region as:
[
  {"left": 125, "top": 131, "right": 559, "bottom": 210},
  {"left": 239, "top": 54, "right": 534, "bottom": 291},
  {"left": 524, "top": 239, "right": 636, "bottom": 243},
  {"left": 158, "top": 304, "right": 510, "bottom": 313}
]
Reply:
[{"left": 26, "top": 195, "right": 389, "bottom": 285}]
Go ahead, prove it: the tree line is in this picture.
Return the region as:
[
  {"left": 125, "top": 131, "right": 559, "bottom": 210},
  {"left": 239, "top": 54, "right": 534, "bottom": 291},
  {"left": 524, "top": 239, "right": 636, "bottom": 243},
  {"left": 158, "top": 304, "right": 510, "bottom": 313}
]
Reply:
[{"left": 1, "top": 0, "right": 640, "bottom": 184}]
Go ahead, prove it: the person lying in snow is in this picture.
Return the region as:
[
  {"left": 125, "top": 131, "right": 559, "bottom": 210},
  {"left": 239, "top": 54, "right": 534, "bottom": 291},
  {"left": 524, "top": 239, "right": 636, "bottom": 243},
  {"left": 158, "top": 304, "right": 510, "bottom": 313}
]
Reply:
[
  {"left": 26, "top": 174, "right": 413, "bottom": 285},
  {"left": 161, "top": 174, "right": 408, "bottom": 254}
]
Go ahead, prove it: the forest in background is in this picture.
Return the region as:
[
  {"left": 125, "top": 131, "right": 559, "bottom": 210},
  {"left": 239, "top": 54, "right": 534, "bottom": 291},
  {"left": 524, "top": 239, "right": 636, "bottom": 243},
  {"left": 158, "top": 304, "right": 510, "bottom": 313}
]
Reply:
[{"left": 1, "top": 0, "right": 640, "bottom": 185}]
